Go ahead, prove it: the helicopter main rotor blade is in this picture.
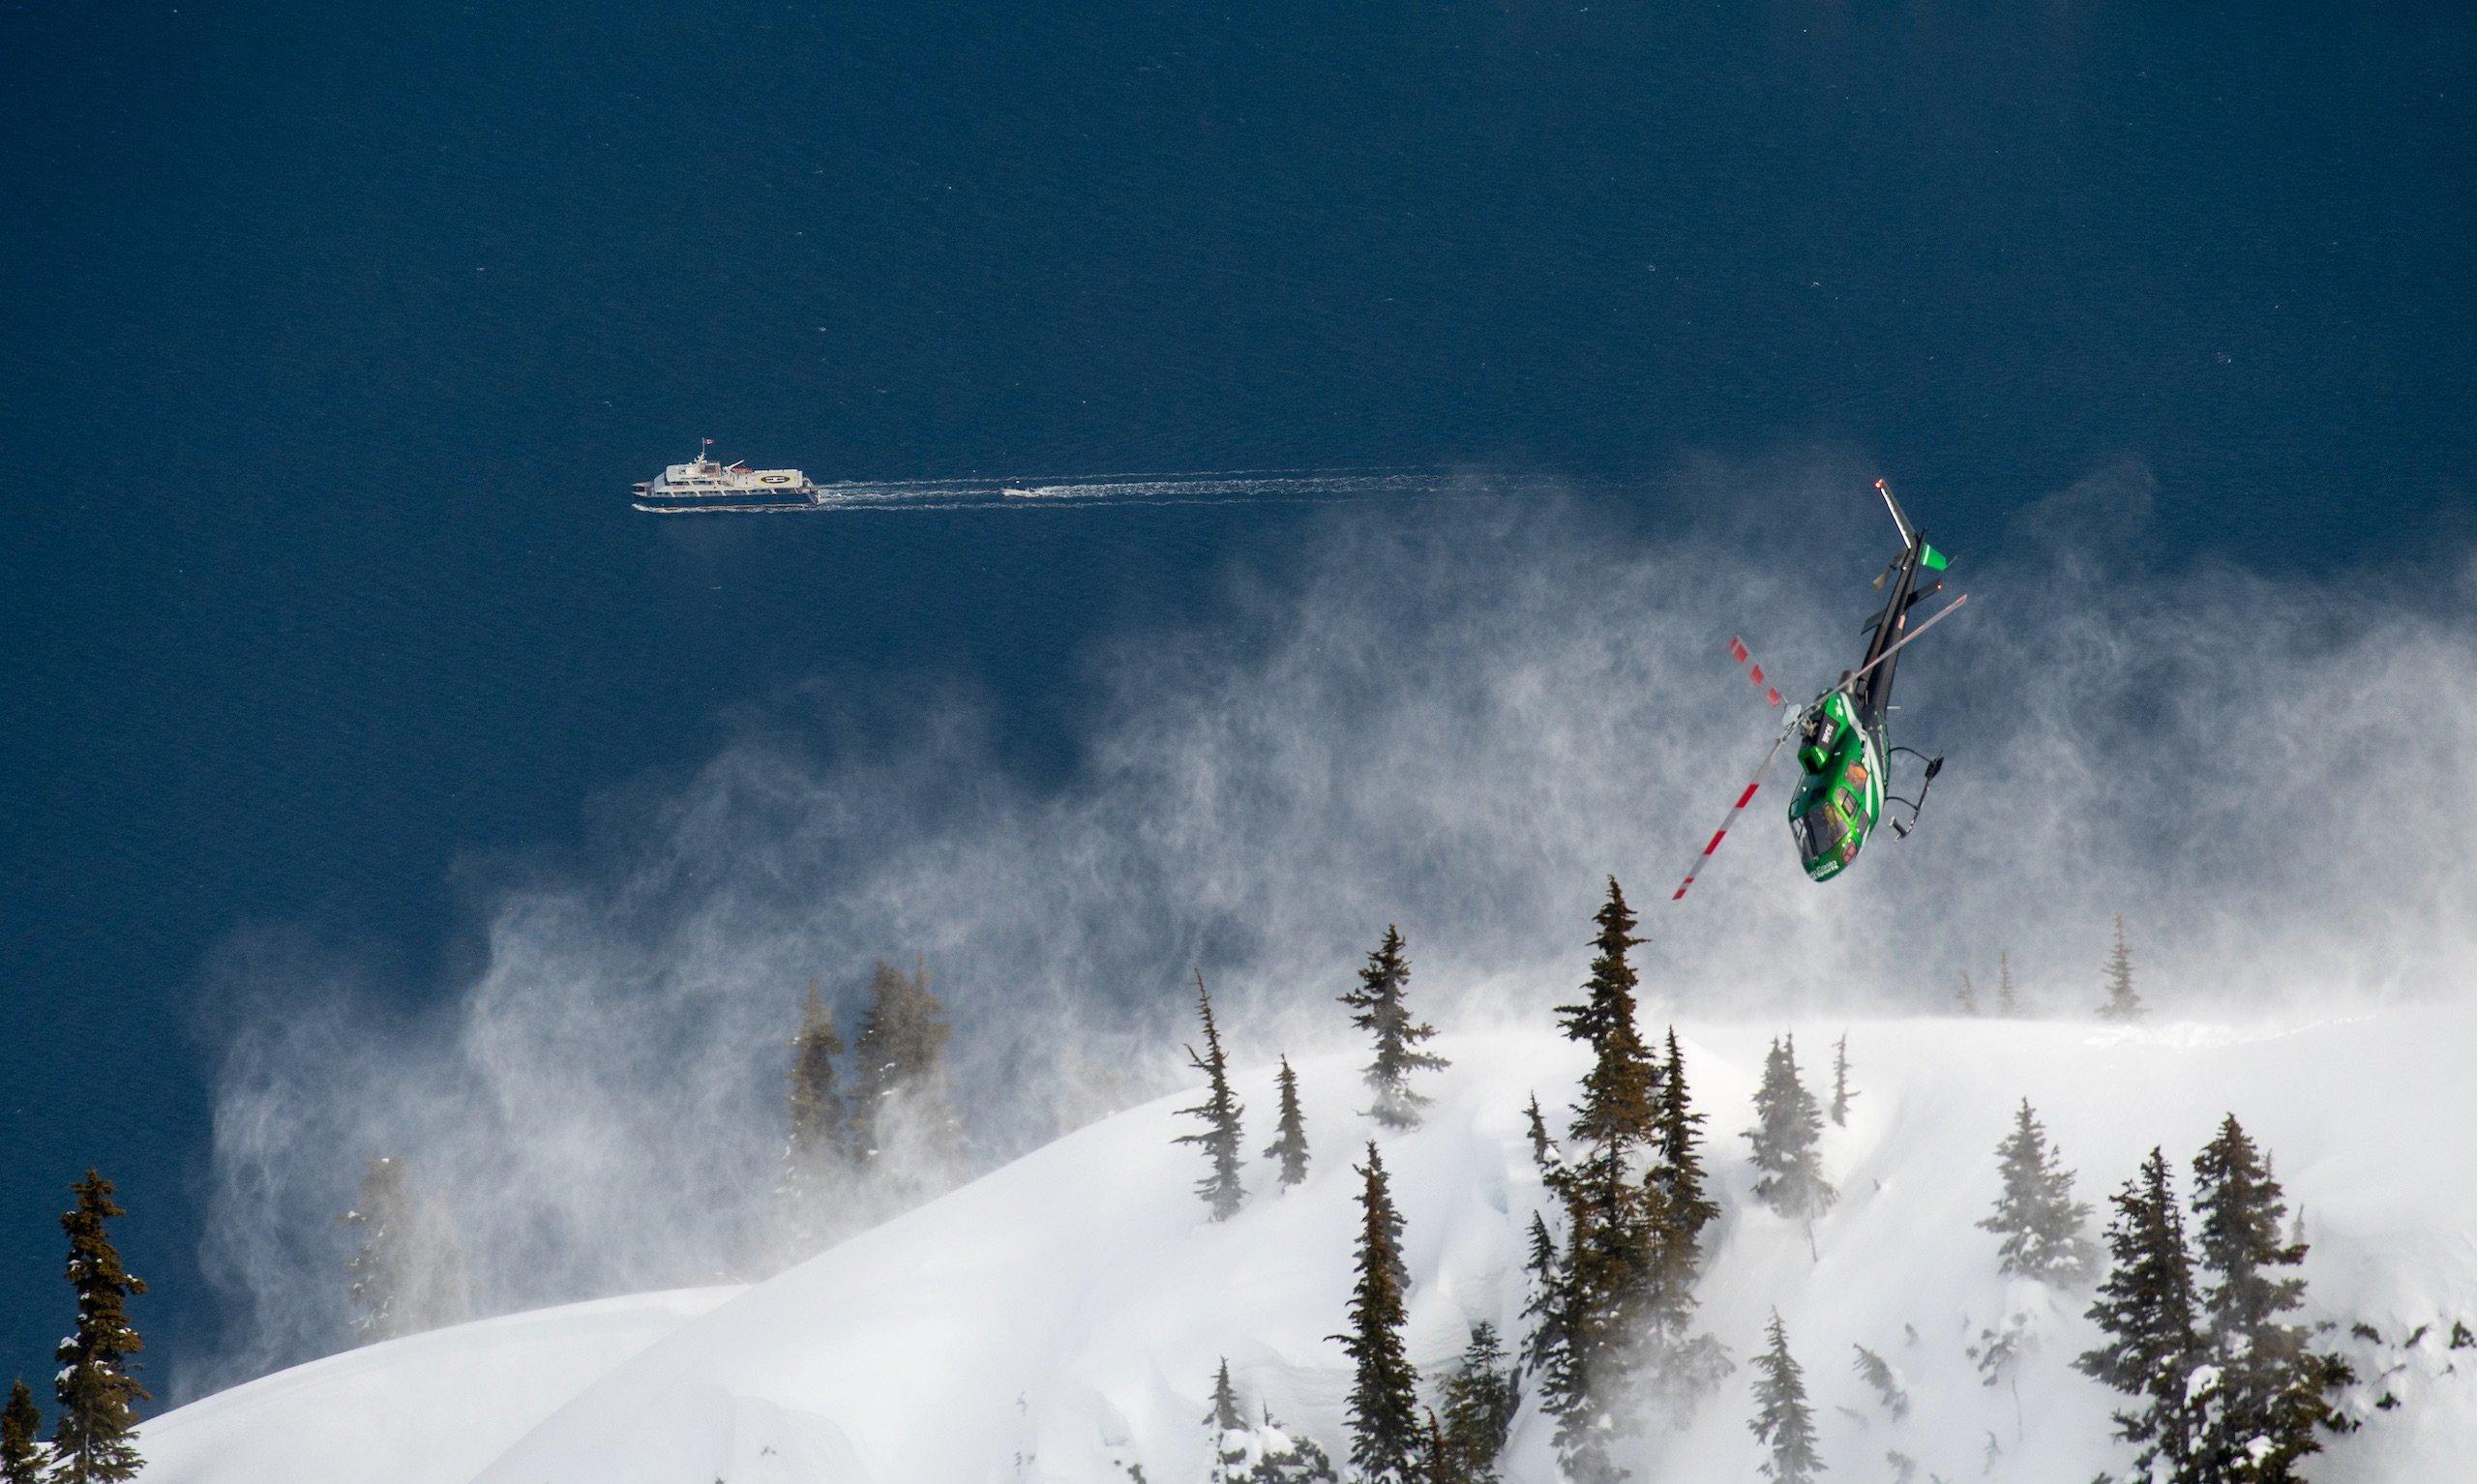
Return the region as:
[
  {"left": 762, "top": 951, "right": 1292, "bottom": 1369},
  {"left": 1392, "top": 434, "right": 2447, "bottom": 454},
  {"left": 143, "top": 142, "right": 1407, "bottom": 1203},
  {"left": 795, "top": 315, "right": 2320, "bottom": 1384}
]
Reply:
[
  {"left": 1835, "top": 592, "right": 1971, "bottom": 698},
  {"left": 1671, "top": 723, "right": 1796, "bottom": 902},
  {"left": 1727, "top": 636, "right": 1787, "bottom": 710}
]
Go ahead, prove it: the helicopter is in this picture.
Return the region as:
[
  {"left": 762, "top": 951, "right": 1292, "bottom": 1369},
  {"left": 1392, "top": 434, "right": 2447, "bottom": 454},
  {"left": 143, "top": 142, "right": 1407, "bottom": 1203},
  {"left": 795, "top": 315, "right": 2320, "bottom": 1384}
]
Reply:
[{"left": 1671, "top": 479, "right": 1969, "bottom": 902}]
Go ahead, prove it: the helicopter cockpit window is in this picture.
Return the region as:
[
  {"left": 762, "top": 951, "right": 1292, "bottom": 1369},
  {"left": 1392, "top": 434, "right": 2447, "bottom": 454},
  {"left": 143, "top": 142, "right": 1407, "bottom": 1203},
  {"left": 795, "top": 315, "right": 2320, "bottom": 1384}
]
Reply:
[{"left": 1795, "top": 799, "right": 1848, "bottom": 861}]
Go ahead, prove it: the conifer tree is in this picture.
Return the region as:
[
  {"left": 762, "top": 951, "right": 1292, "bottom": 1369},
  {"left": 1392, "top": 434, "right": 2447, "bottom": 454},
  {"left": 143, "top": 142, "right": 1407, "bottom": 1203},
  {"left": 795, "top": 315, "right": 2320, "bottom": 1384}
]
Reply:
[
  {"left": 850, "top": 957, "right": 957, "bottom": 1163},
  {"left": 1557, "top": 880, "right": 1658, "bottom": 1153},
  {"left": 1, "top": 1380, "right": 41, "bottom": 1484},
  {"left": 1995, "top": 952, "right": 2018, "bottom": 1016},
  {"left": 1546, "top": 878, "right": 1663, "bottom": 1480},
  {"left": 1334, "top": 1143, "right": 1421, "bottom": 1484},
  {"left": 1208, "top": 1356, "right": 1246, "bottom": 1431},
  {"left": 1340, "top": 928, "right": 1447, "bottom": 1129},
  {"left": 341, "top": 1155, "right": 473, "bottom": 1343},
  {"left": 51, "top": 1172, "right": 147, "bottom": 1484},
  {"left": 1746, "top": 1037, "right": 1835, "bottom": 1222},
  {"left": 1523, "top": 1095, "right": 1553, "bottom": 1172},
  {"left": 2076, "top": 1148, "right": 2202, "bottom": 1481},
  {"left": 1747, "top": 1311, "right": 1823, "bottom": 1483},
  {"left": 342, "top": 1155, "right": 411, "bottom": 1341},
  {"left": 1177, "top": 972, "right": 1248, "bottom": 1221},
  {"left": 1252, "top": 1406, "right": 1343, "bottom": 1484},
  {"left": 1955, "top": 970, "right": 1980, "bottom": 1016},
  {"left": 1437, "top": 1323, "right": 1518, "bottom": 1484},
  {"left": 1203, "top": 1362, "right": 1340, "bottom": 1484},
  {"left": 1828, "top": 1034, "right": 1854, "bottom": 1127},
  {"left": 1652, "top": 1028, "right": 1718, "bottom": 1257},
  {"left": 1418, "top": 1411, "right": 1456, "bottom": 1484},
  {"left": 1978, "top": 1100, "right": 2098, "bottom": 1284},
  {"left": 1850, "top": 1346, "right": 1909, "bottom": 1421},
  {"left": 2190, "top": 1115, "right": 2342, "bottom": 1480},
  {"left": 1265, "top": 1056, "right": 1311, "bottom": 1190},
  {"left": 1207, "top": 1356, "right": 1250, "bottom": 1482},
  {"left": 2098, "top": 915, "right": 2145, "bottom": 1022},
  {"left": 776, "top": 980, "right": 851, "bottom": 1252},
  {"left": 1517, "top": 1210, "right": 1569, "bottom": 1379},
  {"left": 1638, "top": 1025, "right": 1733, "bottom": 1407}
]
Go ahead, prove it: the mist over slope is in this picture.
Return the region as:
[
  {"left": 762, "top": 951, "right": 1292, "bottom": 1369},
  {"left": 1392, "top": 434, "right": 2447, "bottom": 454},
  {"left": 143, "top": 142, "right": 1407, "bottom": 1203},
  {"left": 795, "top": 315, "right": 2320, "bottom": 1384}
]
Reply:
[
  {"left": 192, "top": 464, "right": 2477, "bottom": 1391},
  {"left": 150, "top": 1011, "right": 2477, "bottom": 1482}
]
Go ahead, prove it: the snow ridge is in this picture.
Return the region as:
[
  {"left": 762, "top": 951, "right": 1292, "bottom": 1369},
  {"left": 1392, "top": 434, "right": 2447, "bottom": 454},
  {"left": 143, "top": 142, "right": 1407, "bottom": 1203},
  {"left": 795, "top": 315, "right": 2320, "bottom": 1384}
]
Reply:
[{"left": 142, "top": 1009, "right": 2477, "bottom": 1483}]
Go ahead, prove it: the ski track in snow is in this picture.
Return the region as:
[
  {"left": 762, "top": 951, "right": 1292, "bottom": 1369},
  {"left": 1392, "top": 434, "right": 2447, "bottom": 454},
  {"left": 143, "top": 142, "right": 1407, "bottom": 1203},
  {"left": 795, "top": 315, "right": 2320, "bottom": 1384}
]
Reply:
[{"left": 141, "top": 1008, "right": 2477, "bottom": 1483}]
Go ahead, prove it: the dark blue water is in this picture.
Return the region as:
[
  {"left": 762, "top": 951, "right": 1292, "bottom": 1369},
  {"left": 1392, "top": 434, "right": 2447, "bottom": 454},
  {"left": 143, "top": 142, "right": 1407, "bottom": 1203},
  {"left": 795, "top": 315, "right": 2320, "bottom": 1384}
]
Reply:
[{"left": 3, "top": 0, "right": 2469, "bottom": 1390}]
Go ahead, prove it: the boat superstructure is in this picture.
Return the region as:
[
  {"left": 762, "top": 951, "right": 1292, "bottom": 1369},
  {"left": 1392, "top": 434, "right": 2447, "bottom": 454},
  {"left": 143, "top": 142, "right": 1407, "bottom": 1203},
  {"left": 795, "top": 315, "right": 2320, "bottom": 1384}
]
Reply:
[{"left": 633, "top": 440, "right": 822, "bottom": 512}]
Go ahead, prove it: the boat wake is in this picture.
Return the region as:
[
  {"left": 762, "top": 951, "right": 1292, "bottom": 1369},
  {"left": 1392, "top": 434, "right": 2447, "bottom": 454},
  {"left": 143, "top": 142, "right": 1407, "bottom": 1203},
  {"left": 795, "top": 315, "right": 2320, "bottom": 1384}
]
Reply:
[{"left": 637, "top": 467, "right": 1541, "bottom": 515}]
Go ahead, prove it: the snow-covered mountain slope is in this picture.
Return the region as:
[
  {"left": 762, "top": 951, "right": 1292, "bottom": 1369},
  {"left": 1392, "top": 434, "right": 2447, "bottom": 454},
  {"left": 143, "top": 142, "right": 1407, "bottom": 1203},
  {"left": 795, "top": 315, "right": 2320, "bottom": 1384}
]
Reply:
[
  {"left": 144, "top": 1008, "right": 2477, "bottom": 1482},
  {"left": 140, "top": 1286, "right": 739, "bottom": 1484}
]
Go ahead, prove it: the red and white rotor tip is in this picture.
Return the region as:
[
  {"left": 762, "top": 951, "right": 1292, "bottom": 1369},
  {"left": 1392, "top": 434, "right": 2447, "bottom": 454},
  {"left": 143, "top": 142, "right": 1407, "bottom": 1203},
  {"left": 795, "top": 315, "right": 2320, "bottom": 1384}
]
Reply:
[{"left": 1728, "top": 637, "right": 1784, "bottom": 708}]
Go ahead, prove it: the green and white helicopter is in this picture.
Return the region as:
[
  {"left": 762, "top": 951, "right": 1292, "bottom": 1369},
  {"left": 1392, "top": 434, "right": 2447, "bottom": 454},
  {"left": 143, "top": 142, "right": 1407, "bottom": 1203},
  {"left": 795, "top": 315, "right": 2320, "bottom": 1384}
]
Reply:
[{"left": 1672, "top": 479, "right": 1969, "bottom": 902}]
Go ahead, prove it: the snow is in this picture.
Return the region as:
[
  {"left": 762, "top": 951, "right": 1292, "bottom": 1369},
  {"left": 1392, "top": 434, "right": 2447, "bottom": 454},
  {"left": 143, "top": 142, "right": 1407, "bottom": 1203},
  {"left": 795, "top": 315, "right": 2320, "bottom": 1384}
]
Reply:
[
  {"left": 138, "top": 1287, "right": 738, "bottom": 1484},
  {"left": 140, "top": 1007, "right": 2477, "bottom": 1482}
]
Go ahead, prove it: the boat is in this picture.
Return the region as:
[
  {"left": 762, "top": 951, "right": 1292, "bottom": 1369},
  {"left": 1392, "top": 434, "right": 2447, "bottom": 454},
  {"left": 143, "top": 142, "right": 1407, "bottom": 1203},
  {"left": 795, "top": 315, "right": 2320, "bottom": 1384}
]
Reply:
[
  {"left": 1000, "top": 486, "right": 1039, "bottom": 498},
  {"left": 632, "top": 440, "right": 821, "bottom": 513}
]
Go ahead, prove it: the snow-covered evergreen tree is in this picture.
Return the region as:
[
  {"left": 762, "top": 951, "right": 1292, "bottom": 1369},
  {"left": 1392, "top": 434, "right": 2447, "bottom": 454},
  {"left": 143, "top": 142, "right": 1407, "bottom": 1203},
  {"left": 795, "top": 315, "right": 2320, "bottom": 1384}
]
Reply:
[
  {"left": 1557, "top": 879, "right": 1658, "bottom": 1154},
  {"left": 775, "top": 980, "right": 851, "bottom": 1256},
  {"left": 1652, "top": 1027, "right": 1718, "bottom": 1258},
  {"left": 1955, "top": 970, "right": 1980, "bottom": 1016},
  {"left": 1207, "top": 1359, "right": 1250, "bottom": 1480},
  {"left": 2076, "top": 1147, "right": 2202, "bottom": 1481},
  {"left": 2098, "top": 915, "right": 2145, "bottom": 1021},
  {"left": 851, "top": 957, "right": 961, "bottom": 1174},
  {"left": 1335, "top": 1143, "right": 1421, "bottom": 1484},
  {"left": 1747, "top": 1311, "right": 1822, "bottom": 1483},
  {"left": 1247, "top": 1408, "right": 1341, "bottom": 1483},
  {"left": 0, "top": 1380, "right": 41, "bottom": 1484},
  {"left": 1339, "top": 927, "right": 1446, "bottom": 1129},
  {"left": 1851, "top": 1345, "right": 1909, "bottom": 1421},
  {"left": 1437, "top": 1322, "right": 1518, "bottom": 1484},
  {"left": 1977, "top": 1099, "right": 2098, "bottom": 1283},
  {"left": 341, "top": 1155, "right": 472, "bottom": 1343},
  {"left": 2190, "top": 1114, "right": 2344, "bottom": 1480},
  {"left": 1517, "top": 1210, "right": 1568, "bottom": 1380},
  {"left": 1640, "top": 1025, "right": 1732, "bottom": 1409},
  {"left": 1545, "top": 878, "right": 1662, "bottom": 1481},
  {"left": 1203, "top": 1364, "right": 1339, "bottom": 1484},
  {"left": 1176, "top": 972, "right": 1248, "bottom": 1221},
  {"left": 1746, "top": 1036, "right": 1835, "bottom": 1222},
  {"left": 1418, "top": 1411, "right": 1455, "bottom": 1484},
  {"left": 1828, "top": 1033, "right": 1854, "bottom": 1127},
  {"left": 51, "top": 1172, "right": 148, "bottom": 1484},
  {"left": 1995, "top": 952, "right": 2018, "bottom": 1016},
  {"left": 1265, "top": 1055, "right": 1311, "bottom": 1190},
  {"left": 1523, "top": 1094, "right": 1554, "bottom": 1172}
]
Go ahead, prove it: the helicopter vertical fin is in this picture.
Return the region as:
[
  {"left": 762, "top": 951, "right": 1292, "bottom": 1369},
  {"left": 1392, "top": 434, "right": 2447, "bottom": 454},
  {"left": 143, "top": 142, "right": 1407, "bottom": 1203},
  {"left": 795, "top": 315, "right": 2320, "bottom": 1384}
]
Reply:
[{"left": 1875, "top": 478, "right": 1921, "bottom": 551}]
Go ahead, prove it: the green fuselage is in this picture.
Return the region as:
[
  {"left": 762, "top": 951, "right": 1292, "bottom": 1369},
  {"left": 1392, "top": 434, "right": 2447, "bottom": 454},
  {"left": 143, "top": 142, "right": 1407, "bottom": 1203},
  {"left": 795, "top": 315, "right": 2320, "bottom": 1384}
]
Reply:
[{"left": 1786, "top": 690, "right": 1886, "bottom": 882}]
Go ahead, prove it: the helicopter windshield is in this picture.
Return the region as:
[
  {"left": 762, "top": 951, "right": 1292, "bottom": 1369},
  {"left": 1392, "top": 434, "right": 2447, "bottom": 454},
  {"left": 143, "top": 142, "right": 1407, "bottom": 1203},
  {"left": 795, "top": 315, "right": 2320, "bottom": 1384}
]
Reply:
[{"left": 1793, "top": 798, "right": 1849, "bottom": 862}]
